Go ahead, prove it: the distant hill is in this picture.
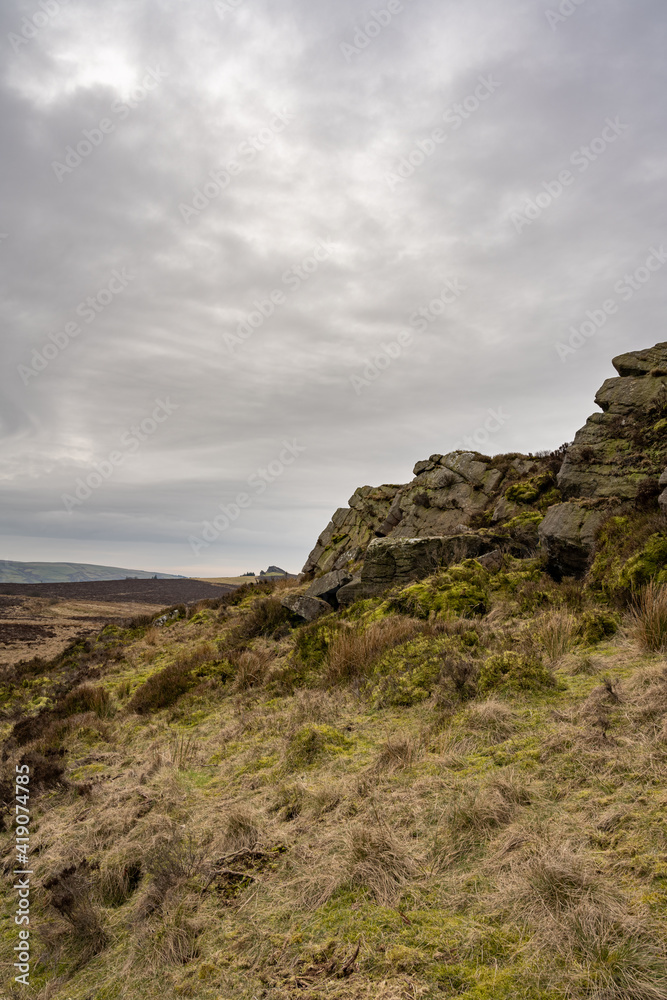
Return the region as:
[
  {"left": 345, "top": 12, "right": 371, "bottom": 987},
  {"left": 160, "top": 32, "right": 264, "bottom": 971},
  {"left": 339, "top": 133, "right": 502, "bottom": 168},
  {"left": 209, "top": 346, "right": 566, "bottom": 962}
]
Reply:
[{"left": 0, "top": 561, "right": 185, "bottom": 584}]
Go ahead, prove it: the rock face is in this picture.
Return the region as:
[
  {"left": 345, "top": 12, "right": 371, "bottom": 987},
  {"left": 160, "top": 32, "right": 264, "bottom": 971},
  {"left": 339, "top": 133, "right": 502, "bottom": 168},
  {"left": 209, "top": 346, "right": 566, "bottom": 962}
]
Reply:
[
  {"left": 540, "top": 342, "right": 667, "bottom": 576},
  {"left": 302, "top": 342, "right": 667, "bottom": 590},
  {"left": 538, "top": 503, "right": 607, "bottom": 579}
]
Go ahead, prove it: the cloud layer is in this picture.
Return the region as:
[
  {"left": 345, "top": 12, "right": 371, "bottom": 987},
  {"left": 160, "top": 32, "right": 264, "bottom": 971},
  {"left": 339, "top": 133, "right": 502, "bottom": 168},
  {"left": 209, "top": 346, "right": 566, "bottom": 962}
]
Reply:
[{"left": 1, "top": 0, "right": 666, "bottom": 574}]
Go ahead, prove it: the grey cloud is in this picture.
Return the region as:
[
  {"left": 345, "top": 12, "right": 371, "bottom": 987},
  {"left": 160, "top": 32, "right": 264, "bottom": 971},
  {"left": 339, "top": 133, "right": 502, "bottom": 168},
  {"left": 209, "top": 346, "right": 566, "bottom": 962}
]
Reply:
[{"left": 1, "top": 0, "right": 666, "bottom": 573}]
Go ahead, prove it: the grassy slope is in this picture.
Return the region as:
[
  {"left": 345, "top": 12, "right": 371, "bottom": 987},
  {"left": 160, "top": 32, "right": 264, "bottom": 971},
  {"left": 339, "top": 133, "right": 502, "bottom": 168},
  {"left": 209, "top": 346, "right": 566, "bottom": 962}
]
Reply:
[
  {"left": 0, "top": 562, "right": 666, "bottom": 1000},
  {"left": 0, "top": 562, "right": 183, "bottom": 584}
]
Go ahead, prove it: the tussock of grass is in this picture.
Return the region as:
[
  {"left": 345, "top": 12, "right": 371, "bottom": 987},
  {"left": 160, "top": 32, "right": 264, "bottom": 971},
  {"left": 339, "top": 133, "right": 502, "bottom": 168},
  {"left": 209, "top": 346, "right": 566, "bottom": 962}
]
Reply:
[
  {"left": 628, "top": 581, "right": 667, "bottom": 652},
  {"left": 324, "top": 616, "right": 422, "bottom": 685}
]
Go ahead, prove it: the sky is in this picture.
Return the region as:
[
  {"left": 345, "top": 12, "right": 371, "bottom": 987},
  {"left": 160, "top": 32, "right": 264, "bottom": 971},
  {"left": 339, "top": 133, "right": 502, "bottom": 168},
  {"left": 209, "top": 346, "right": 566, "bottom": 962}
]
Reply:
[{"left": 1, "top": 0, "right": 666, "bottom": 577}]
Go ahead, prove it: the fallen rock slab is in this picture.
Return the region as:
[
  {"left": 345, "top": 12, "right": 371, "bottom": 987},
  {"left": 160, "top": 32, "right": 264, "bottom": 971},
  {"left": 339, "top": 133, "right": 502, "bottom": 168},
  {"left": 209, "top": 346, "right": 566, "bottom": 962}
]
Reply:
[{"left": 280, "top": 592, "right": 332, "bottom": 622}]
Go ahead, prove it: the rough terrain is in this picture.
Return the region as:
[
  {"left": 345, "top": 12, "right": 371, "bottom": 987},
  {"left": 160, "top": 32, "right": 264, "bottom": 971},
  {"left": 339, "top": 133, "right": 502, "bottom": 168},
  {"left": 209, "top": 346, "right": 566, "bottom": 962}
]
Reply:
[{"left": 0, "top": 345, "right": 665, "bottom": 1000}]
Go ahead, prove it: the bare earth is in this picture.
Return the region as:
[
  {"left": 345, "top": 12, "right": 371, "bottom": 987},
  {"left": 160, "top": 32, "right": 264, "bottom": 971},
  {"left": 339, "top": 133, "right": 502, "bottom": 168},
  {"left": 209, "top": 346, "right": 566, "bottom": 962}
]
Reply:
[{"left": 0, "top": 578, "right": 235, "bottom": 666}]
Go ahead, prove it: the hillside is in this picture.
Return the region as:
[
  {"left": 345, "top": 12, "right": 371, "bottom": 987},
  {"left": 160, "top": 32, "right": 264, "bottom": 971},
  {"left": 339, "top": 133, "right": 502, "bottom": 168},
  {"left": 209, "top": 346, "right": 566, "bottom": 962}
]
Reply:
[
  {"left": 0, "top": 344, "right": 666, "bottom": 1000},
  {"left": 0, "top": 562, "right": 185, "bottom": 585}
]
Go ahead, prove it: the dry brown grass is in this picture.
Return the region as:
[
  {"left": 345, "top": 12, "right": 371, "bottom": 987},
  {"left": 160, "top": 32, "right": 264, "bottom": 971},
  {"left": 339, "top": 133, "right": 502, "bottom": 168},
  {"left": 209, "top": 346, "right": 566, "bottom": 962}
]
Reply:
[
  {"left": 228, "top": 646, "right": 275, "bottom": 691},
  {"left": 488, "top": 843, "right": 667, "bottom": 998},
  {"left": 345, "top": 825, "right": 418, "bottom": 905},
  {"left": 373, "top": 734, "right": 421, "bottom": 772},
  {"left": 221, "top": 807, "right": 263, "bottom": 851},
  {"left": 533, "top": 609, "right": 577, "bottom": 662},
  {"left": 324, "top": 617, "right": 422, "bottom": 685},
  {"left": 628, "top": 581, "right": 667, "bottom": 652},
  {"left": 460, "top": 698, "right": 517, "bottom": 741}
]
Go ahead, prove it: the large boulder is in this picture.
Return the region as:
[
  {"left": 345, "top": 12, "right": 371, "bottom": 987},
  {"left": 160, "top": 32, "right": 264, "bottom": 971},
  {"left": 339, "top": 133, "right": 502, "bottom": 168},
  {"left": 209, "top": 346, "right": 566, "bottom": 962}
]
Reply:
[
  {"left": 336, "top": 534, "right": 493, "bottom": 604},
  {"left": 538, "top": 502, "right": 607, "bottom": 579},
  {"left": 305, "top": 569, "right": 353, "bottom": 608},
  {"left": 280, "top": 593, "right": 331, "bottom": 622}
]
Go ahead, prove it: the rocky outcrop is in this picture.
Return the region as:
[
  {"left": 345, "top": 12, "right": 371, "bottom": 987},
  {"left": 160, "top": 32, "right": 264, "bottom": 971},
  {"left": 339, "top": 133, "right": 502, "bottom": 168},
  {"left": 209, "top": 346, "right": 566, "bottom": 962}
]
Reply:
[
  {"left": 302, "top": 342, "right": 667, "bottom": 591},
  {"left": 557, "top": 343, "right": 667, "bottom": 500},
  {"left": 302, "top": 452, "right": 558, "bottom": 581},
  {"left": 539, "top": 342, "right": 667, "bottom": 576}
]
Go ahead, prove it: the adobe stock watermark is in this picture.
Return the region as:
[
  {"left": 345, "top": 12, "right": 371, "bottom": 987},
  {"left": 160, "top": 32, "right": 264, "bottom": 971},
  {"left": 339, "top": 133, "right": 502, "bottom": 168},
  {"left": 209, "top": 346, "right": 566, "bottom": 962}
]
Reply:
[
  {"left": 386, "top": 75, "right": 501, "bottom": 190},
  {"left": 545, "top": 0, "right": 588, "bottom": 31},
  {"left": 51, "top": 66, "right": 168, "bottom": 182},
  {"left": 451, "top": 407, "right": 510, "bottom": 452},
  {"left": 214, "top": 0, "right": 245, "bottom": 18},
  {"left": 179, "top": 110, "right": 296, "bottom": 224},
  {"left": 17, "top": 268, "right": 135, "bottom": 386},
  {"left": 0, "top": 230, "right": 8, "bottom": 244},
  {"left": 62, "top": 398, "right": 179, "bottom": 513},
  {"left": 224, "top": 238, "right": 336, "bottom": 353},
  {"left": 188, "top": 440, "right": 306, "bottom": 555},
  {"left": 340, "top": 0, "right": 409, "bottom": 63},
  {"left": 509, "top": 117, "right": 629, "bottom": 233},
  {"left": 350, "top": 278, "right": 467, "bottom": 394},
  {"left": 8, "top": 0, "right": 70, "bottom": 55},
  {"left": 555, "top": 245, "right": 667, "bottom": 362}
]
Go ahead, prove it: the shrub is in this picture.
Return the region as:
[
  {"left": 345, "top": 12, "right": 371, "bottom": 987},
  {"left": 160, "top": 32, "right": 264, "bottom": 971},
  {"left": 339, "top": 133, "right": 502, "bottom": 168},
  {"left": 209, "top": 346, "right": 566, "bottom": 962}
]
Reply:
[
  {"left": 478, "top": 651, "right": 556, "bottom": 695},
  {"left": 44, "top": 861, "right": 108, "bottom": 960},
  {"left": 128, "top": 662, "right": 195, "bottom": 714},
  {"left": 619, "top": 534, "right": 667, "bottom": 591},
  {"left": 628, "top": 581, "right": 667, "bottom": 652},
  {"left": 59, "top": 683, "right": 112, "bottom": 718},
  {"left": 576, "top": 609, "right": 620, "bottom": 645},
  {"left": 137, "top": 836, "right": 204, "bottom": 919},
  {"left": 229, "top": 597, "right": 299, "bottom": 644},
  {"left": 370, "top": 635, "right": 452, "bottom": 707},
  {"left": 227, "top": 647, "right": 273, "bottom": 691}
]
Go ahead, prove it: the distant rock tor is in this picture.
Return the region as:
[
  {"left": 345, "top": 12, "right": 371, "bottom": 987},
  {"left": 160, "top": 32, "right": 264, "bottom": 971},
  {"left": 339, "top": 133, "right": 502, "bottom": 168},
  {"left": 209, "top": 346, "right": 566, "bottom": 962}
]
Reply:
[{"left": 294, "top": 341, "right": 667, "bottom": 606}]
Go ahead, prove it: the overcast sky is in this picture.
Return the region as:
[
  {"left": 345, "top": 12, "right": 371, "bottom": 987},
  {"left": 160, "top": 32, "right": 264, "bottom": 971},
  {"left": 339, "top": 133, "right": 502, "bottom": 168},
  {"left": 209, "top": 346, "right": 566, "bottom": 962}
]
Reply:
[{"left": 1, "top": 0, "right": 665, "bottom": 576}]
